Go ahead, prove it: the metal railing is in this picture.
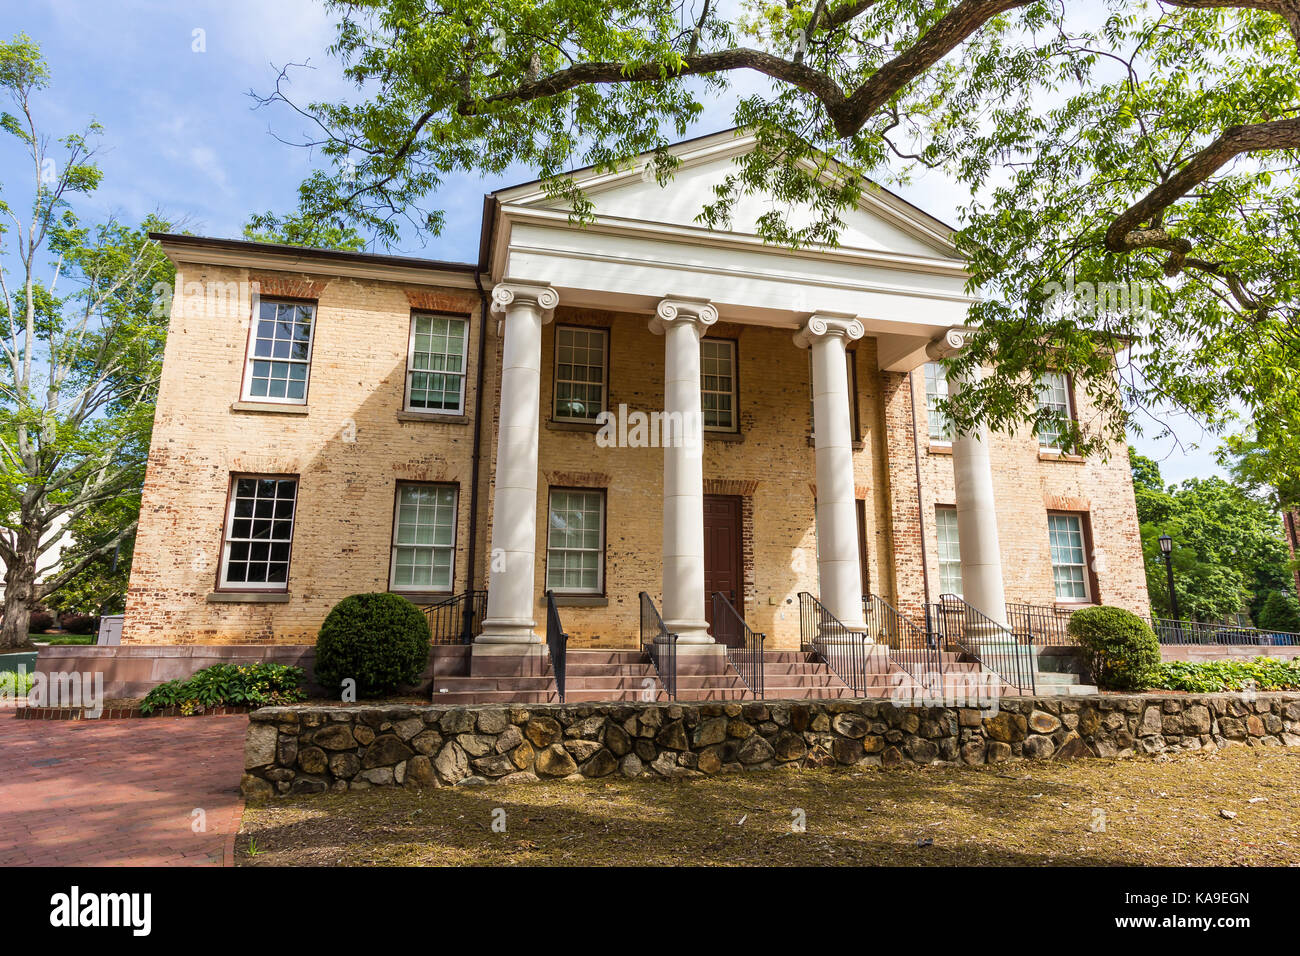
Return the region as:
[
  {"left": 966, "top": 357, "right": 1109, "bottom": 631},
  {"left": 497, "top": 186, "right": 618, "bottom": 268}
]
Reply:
[
  {"left": 864, "top": 593, "right": 942, "bottom": 687},
  {"left": 1150, "top": 617, "right": 1300, "bottom": 647},
  {"left": 712, "top": 592, "right": 765, "bottom": 699},
  {"left": 798, "top": 592, "right": 871, "bottom": 696},
  {"left": 544, "top": 590, "right": 569, "bottom": 703},
  {"left": 639, "top": 591, "right": 677, "bottom": 700},
  {"left": 931, "top": 594, "right": 1036, "bottom": 695},
  {"left": 1007, "top": 601, "right": 1077, "bottom": 646},
  {"left": 422, "top": 590, "right": 488, "bottom": 644}
]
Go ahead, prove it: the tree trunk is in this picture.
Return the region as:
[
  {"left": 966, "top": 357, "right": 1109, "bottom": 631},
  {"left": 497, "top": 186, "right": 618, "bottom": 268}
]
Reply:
[{"left": 0, "top": 535, "right": 41, "bottom": 649}]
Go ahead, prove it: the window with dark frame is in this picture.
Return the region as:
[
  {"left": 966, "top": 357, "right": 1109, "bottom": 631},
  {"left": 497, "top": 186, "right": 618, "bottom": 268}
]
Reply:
[{"left": 220, "top": 476, "right": 298, "bottom": 589}]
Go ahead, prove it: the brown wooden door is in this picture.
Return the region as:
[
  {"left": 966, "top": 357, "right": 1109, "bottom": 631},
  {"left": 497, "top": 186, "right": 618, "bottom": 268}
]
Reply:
[{"left": 703, "top": 494, "right": 743, "bottom": 632}]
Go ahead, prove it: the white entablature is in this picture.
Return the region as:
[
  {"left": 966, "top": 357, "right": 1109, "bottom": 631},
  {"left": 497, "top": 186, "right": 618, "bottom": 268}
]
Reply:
[{"left": 484, "top": 128, "right": 976, "bottom": 372}]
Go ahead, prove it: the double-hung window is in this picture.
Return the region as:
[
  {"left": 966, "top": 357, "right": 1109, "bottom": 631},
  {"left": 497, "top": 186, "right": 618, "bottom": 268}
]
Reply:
[
  {"left": 242, "top": 299, "right": 316, "bottom": 404},
  {"left": 406, "top": 314, "right": 469, "bottom": 413},
  {"left": 545, "top": 489, "right": 604, "bottom": 594},
  {"left": 553, "top": 326, "right": 607, "bottom": 422},
  {"left": 925, "top": 362, "right": 954, "bottom": 443},
  {"left": 701, "top": 339, "right": 738, "bottom": 431},
  {"left": 220, "top": 476, "right": 298, "bottom": 589},
  {"left": 935, "top": 506, "right": 963, "bottom": 597},
  {"left": 390, "top": 483, "right": 458, "bottom": 592},
  {"left": 1037, "top": 371, "right": 1075, "bottom": 451},
  {"left": 1048, "top": 512, "right": 1091, "bottom": 602}
]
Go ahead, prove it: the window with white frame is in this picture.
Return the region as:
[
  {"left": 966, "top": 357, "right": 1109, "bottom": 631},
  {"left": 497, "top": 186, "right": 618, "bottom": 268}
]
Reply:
[
  {"left": 390, "top": 483, "right": 457, "bottom": 591},
  {"left": 924, "top": 362, "right": 954, "bottom": 443},
  {"left": 701, "top": 339, "right": 738, "bottom": 431},
  {"left": 935, "top": 506, "right": 963, "bottom": 597},
  {"left": 553, "top": 326, "right": 606, "bottom": 422},
  {"left": 220, "top": 476, "right": 298, "bottom": 588},
  {"left": 1037, "top": 371, "right": 1074, "bottom": 450},
  {"left": 242, "top": 300, "right": 316, "bottom": 403},
  {"left": 1048, "top": 512, "right": 1090, "bottom": 601},
  {"left": 406, "top": 314, "right": 469, "bottom": 413},
  {"left": 546, "top": 489, "right": 604, "bottom": 593}
]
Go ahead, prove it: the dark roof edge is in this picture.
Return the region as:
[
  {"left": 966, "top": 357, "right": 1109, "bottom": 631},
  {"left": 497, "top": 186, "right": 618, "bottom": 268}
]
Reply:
[{"left": 148, "top": 232, "right": 481, "bottom": 274}]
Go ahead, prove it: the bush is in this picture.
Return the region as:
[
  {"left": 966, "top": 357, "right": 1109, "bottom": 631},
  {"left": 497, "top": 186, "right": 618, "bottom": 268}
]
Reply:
[
  {"left": 1256, "top": 591, "right": 1300, "bottom": 634},
  {"left": 1147, "top": 657, "right": 1300, "bottom": 693},
  {"left": 58, "top": 612, "right": 99, "bottom": 635},
  {"left": 140, "top": 662, "right": 305, "bottom": 716},
  {"left": 1068, "top": 605, "right": 1161, "bottom": 690},
  {"left": 314, "top": 593, "right": 431, "bottom": 698},
  {"left": 28, "top": 611, "right": 54, "bottom": 632}
]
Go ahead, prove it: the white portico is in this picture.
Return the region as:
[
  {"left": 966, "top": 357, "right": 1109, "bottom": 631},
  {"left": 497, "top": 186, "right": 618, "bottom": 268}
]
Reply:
[{"left": 474, "top": 129, "right": 1007, "bottom": 649}]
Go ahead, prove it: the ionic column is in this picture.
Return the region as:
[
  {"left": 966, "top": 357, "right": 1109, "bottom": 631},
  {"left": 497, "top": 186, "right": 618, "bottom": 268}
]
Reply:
[
  {"left": 477, "top": 279, "right": 557, "bottom": 645},
  {"left": 796, "top": 312, "right": 867, "bottom": 630},
  {"left": 650, "top": 297, "right": 716, "bottom": 644},
  {"left": 926, "top": 330, "right": 1009, "bottom": 628}
]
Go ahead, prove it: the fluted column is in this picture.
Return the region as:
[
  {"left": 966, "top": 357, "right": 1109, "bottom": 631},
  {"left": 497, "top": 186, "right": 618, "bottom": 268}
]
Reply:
[
  {"left": 926, "top": 329, "right": 1008, "bottom": 628},
  {"left": 650, "top": 297, "right": 716, "bottom": 644},
  {"left": 477, "top": 279, "right": 557, "bottom": 645},
  {"left": 796, "top": 312, "right": 867, "bottom": 630}
]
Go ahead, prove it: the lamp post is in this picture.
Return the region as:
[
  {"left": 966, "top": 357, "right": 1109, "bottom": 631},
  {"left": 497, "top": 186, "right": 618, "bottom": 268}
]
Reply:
[{"left": 1158, "top": 533, "right": 1182, "bottom": 640}]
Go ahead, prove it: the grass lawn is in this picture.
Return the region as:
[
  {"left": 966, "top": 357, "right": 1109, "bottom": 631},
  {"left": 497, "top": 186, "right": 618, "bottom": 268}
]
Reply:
[
  {"left": 32, "top": 634, "right": 95, "bottom": 645},
  {"left": 238, "top": 745, "right": 1300, "bottom": 867}
]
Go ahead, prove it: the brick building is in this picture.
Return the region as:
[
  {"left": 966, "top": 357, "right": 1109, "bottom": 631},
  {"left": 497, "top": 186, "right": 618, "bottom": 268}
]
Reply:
[{"left": 124, "top": 130, "right": 1149, "bottom": 665}]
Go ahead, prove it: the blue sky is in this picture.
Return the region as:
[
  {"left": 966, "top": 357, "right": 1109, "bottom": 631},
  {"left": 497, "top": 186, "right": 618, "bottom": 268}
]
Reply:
[{"left": 1, "top": 0, "right": 1225, "bottom": 483}]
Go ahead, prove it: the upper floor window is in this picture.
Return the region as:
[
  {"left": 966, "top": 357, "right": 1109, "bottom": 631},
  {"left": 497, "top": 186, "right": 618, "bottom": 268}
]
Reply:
[
  {"left": 220, "top": 476, "right": 298, "bottom": 589},
  {"left": 390, "top": 482, "right": 458, "bottom": 592},
  {"left": 406, "top": 314, "right": 469, "bottom": 413},
  {"left": 546, "top": 488, "right": 604, "bottom": 594},
  {"left": 924, "top": 362, "right": 953, "bottom": 443},
  {"left": 701, "top": 339, "right": 738, "bottom": 432},
  {"left": 1048, "top": 512, "right": 1091, "bottom": 602},
  {"left": 935, "top": 505, "right": 963, "bottom": 597},
  {"left": 1037, "top": 371, "right": 1075, "bottom": 451},
  {"left": 553, "top": 326, "right": 607, "bottom": 422},
  {"left": 242, "top": 300, "right": 316, "bottom": 404}
]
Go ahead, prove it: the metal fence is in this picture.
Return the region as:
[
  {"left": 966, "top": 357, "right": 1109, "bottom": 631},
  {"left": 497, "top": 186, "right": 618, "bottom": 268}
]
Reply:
[
  {"left": 639, "top": 591, "right": 677, "bottom": 700},
  {"left": 544, "top": 590, "right": 569, "bottom": 703},
  {"left": 422, "top": 590, "right": 488, "bottom": 644},
  {"left": 864, "top": 593, "right": 942, "bottom": 686},
  {"left": 798, "top": 592, "right": 872, "bottom": 696},
  {"left": 931, "top": 594, "right": 1036, "bottom": 694},
  {"left": 712, "top": 591, "right": 764, "bottom": 699},
  {"left": 1008, "top": 600, "right": 1300, "bottom": 648},
  {"left": 1007, "top": 601, "right": 1076, "bottom": 646}
]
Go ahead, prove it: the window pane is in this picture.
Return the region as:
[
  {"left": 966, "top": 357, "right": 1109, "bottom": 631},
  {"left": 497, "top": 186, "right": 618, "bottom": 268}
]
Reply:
[
  {"left": 935, "top": 506, "right": 963, "bottom": 597},
  {"left": 924, "top": 363, "right": 953, "bottom": 442},
  {"left": 1048, "top": 514, "right": 1089, "bottom": 601},
  {"left": 700, "top": 340, "right": 737, "bottom": 430},
  {"left": 408, "top": 315, "right": 468, "bottom": 412},
  {"left": 390, "top": 483, "right": 457, "bottom": 591},
  {"left": 245, "top": 301, "right": 315, "bottom": 404},
  {"left": 546, "top": 490, "right": 603, "bottom": 593},
  {"left": 553, "top": 328, "right": 606, "bottom": 421},
  {"left": 223, "top": 476, "right": 297, "bottom": 586},
  {"left": 1037, "top": 372, "right": 1072, "bottom": 449}
]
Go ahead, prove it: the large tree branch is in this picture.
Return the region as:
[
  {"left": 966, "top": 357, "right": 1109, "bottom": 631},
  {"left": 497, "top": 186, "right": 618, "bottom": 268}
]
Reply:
[{"left": 1162, "top": 0, "right": 1300, "bottom": 45}]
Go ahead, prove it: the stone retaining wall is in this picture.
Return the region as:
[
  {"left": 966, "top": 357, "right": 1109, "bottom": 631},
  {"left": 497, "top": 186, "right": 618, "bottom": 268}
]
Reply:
[{"left": 240, "top": 693, "right": 1300, "bottom": 798}]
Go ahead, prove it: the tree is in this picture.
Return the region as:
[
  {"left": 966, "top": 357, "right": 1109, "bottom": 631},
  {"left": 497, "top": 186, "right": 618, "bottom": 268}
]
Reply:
[
  {"left": 0, "top": 35, "right": 173, "bottom": 647},
  {"left": 1257, "top": 590, "right": 1300, "bottom": 633},
  {"left": 242, "top": 211, "right": 367, "bottom": 251},
  {"left": 1131, "top": 449, "right": 1292, "bottom": 623},
  {"left": 259, "top": 0, "right": 1300, "bottom": 465}
]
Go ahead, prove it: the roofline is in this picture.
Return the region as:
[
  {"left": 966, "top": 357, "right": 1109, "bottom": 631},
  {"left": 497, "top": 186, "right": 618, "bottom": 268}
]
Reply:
[{"left": 148, "top": 232, "right": 480, "bottom": 275}]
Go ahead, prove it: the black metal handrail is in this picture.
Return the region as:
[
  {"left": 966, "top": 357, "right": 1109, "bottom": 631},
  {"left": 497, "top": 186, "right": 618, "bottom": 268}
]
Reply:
[
  {"left": 798, "top": 592, "right": 870, "bottom": 697},
  {"left": 422, "top": 590, "right": 488, "bottom": 644},
  {"left": 1007, "top": 601, "right": 1077, "bottom": 646},
  {"left": 712, "top": 592, "right": 765, "bottom": 699},
  {"left": 864, "top": 593, "right": 942, "bottom": 689},
  {"left": 544, "top": 590, "right": 569, "bottom": 703},
  {"left": 932, "top": 594, "right": 1035, "bottom": 694},
  {"left": 1150, "top": 617, "right": 1300, "bottom": 647},
  {"left": 639, "top": 591, "right": 677, "bottom": 700}
]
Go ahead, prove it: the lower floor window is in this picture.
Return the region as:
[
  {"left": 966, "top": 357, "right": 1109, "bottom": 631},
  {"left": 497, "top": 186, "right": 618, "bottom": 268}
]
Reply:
[
  {"left": 1048, "top": 512, "right": 1090, "bottom": 601},
  {"left": 546, "top": 489, "right": 604, "bottom": 593},
  {"left": 935, "top": 505, "right": 963, "bottom": 597},
  {"left": 391, "top": 483, "right": 457, "bottom": 591},
  {"left": 221, "top": 476, "right": 298, "bottom": 588}
]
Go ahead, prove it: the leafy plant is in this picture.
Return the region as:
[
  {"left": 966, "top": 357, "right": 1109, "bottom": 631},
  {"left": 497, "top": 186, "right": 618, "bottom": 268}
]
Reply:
[
  {"left": 1147, "top": 657, "right": 1300, "bottom": 693},
  {"left": 314, "top": 593, "right": 431, "bottom": 698},
  {"left": 0, "top": 669, "right": 33, "bottom": 696},
  {"left": 1068, "top": 606, "right": 1162, "bottom": 691},
  {"left": 139, "top": 662, "right": 305, "bottom": 716}
]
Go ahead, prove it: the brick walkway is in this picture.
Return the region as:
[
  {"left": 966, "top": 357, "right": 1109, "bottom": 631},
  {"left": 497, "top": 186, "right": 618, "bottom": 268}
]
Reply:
[{"left": 0, "top": 714, "right": 247, "bottom": 866}]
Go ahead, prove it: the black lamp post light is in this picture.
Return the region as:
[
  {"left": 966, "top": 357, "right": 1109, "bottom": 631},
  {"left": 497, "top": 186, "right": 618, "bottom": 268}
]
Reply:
[{"left": 1158, "top": 533, "right": 1183, "bottom": 639}]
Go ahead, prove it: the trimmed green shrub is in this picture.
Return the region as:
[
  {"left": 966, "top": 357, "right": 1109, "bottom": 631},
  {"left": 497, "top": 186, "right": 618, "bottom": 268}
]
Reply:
[
  {"left": 140, "top": 662, "right": 305, "bottom": 715},
  {"left": 1068, "top": 605, "right": 1161, "bottom": 690},
  {"left": 1147, "top": 657, "right": 1300, "bottom": 693},
  {"left": 314, "top": 593, "right": 431, "bottom": 698}
]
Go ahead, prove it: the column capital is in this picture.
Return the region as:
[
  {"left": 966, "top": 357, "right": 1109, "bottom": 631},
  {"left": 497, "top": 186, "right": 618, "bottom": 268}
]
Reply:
[
  {"left": 925, "top": 327, "right": 969, "bottom": 360},
  {"left": 650, "top": 296, "right": 718, "bottom": 335},
  {"left": 491, "top": 279, "right": 558, "bottom": 324},
  {"left": 794, "top": 312, "right": 864, "bottom": 349}
]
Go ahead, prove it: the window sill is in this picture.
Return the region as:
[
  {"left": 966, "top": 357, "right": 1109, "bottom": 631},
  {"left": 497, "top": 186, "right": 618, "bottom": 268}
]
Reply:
[
  {"left": 705, "top": 430, "right": 744, "bottom": 443},
  {"left": 1039, "top": 450, "right": 1085, "bottom": 463},
  {"left": 928, "top": 443, "right": 953, "bottom": 455},
  {"left": 547, "top": 419, "right": 603, "bottom": 433},
  {"left": 231, "top": 401, "right": 308, "bottom": 416},
  {"left": 546, "top": 594, "right": 608, "bottom": 608},
  {"left": 806, "top": 435, "right": 865, "bottom": 451},
  {"left": 206, "top": 591, "right": 290, "bottom": 604},
  {"left": 397, "top": 411, "right": 469, "bottom": 424}
]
